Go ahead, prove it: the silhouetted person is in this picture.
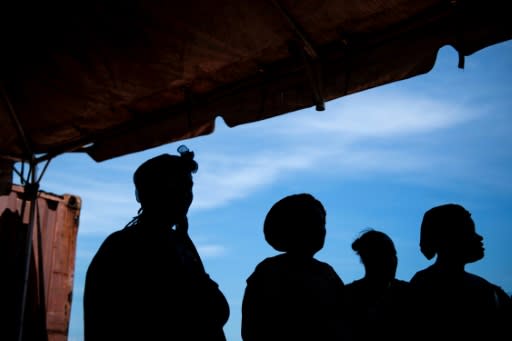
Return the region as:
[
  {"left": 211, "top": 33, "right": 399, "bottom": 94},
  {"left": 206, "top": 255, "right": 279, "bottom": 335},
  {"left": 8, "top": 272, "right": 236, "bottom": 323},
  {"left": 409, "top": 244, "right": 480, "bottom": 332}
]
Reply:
[
  {"left": 345, "top": 229, "right": 411, "bottom": 341},
  {"left": 410, "top": 203, "right": 511, "bottom": 341},
  {"left": 83, "top": 145, "right": 229, "bottom": 341},
  {"left": 241, "top": 193, "right": 349, "bottom": 341}
]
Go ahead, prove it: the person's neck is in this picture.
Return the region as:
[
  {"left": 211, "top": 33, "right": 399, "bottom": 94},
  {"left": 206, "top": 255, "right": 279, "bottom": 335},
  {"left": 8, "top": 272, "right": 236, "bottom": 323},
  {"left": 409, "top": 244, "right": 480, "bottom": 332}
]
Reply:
[
  {"left": 363, "top": 274, "right": 393, "bottom": 289},
  {"left": 433, "top": 257, "right": 466, "bottom": 273},
  {"left": 286, "top": 251, "right": 314, "bottom": 260},
  {"left": 139, "top": 212, "right": 176, "bottom": 230}
]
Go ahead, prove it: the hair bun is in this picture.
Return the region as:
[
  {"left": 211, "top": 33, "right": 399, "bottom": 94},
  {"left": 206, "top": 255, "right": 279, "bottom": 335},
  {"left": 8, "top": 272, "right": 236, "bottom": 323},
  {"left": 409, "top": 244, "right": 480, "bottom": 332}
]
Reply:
[{"left": 177, "top": 145, "right": 198, "bottom": 173}]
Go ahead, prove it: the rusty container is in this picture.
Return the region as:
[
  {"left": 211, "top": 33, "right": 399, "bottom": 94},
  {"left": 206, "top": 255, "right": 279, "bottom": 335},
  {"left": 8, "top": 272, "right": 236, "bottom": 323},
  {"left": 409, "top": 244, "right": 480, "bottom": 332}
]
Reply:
[{"left": 0, "top": 184, "right": 81, "bottom": 341}]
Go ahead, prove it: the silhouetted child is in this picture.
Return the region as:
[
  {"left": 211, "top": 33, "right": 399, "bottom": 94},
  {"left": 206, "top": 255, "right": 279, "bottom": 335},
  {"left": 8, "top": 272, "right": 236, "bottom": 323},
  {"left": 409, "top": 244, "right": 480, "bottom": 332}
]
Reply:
[
  {"left": 345, "top": 229, "right": 411, "bottom": 341},
  {"left": 241, "top": 193, "right": 349, "bottom": 341},
  {"left": 410, "top": 203, "right": 511, "bottom": 341}
]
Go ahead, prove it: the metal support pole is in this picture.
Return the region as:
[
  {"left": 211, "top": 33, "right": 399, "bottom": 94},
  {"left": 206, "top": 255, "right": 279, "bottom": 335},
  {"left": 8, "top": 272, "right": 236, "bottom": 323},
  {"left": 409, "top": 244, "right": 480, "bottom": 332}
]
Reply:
[
  {"left": 17, "top": 159, "right": 40, "bottom": 341},
  {"left": 1, "top": 82, "right": 47, "bottom": 341}
]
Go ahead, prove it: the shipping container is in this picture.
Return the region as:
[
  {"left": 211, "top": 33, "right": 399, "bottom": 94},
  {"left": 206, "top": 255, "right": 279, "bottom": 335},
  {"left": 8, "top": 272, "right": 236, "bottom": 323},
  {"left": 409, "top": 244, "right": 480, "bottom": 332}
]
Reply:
[{"left": 0, "top": 184, "right": 81, "bottom": 341}]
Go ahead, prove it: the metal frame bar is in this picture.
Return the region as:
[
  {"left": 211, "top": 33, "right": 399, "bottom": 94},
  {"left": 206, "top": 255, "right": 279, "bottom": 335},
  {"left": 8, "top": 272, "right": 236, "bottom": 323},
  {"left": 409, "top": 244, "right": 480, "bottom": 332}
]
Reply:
[
  {"left": 270, "top": 0, "right": 325, "bottom": 111},
  {"left": 0, "top": 82, "right": 48, "bottom": 341}
]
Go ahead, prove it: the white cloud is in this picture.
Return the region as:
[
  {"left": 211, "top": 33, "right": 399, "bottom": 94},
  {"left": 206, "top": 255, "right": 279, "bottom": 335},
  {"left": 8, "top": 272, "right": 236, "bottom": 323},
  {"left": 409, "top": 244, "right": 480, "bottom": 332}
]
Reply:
[
  {"left": 39, "top": 162, "right": 141, "bottom": 235},
  {"left": 196, "top": 244, "right": 227, "bottom": 258},
  {"left": 193, "top": 151, "right": 314, "bottom": 209},
  {"left": 265, "top": 92, "right": 479, "bottom": 139},
  {"left": 36, "top": 90, "right": 508, "bottom": 236},
  {"left": 187, "top": 93, "right": 478, "bottom": 209}
]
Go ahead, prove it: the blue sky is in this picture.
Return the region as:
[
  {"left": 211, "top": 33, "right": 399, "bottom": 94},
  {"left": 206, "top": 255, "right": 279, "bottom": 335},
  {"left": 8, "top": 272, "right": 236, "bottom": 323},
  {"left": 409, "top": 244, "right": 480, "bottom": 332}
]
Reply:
[{"left": 38, "top": 40, "right": 512, "bottom": 341}]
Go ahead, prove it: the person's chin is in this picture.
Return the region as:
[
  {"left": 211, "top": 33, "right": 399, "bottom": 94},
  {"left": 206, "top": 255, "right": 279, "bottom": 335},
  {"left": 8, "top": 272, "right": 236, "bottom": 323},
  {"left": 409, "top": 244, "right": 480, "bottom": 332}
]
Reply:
[{"left": 467, "top": 249, "right": 485, "bottom": 263}]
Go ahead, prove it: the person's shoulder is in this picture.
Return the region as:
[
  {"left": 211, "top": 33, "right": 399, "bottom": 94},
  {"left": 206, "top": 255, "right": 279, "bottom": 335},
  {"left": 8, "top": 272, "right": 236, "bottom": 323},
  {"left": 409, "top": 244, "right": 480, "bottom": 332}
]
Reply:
[
  {"left": 465, "top": 272, "right": 511, "bottom": 297},
  {"left": 394, "top": 278, "right": 410, "bottom": 285},
  {"left": 246, "top": 254, "right": 286, "bottom": 285},
  {"left": 311, "top": 257, "right": 339, "bottom": 274},
  {"left": 93, "top": 224, "right": 139, "bottom": 257},
  {"left": 464, "top": 272, "right": 497, "bottom": 289},
  {"left": 492, "top": 284, "right": 512, "bottom": 305},
  {"left": 101, "top": 228, "right": 131, "bottom": 246},
  {"left": 307, "top": 257, "right": 345, "bottom": 286},
  {"left": 86, "top": 229, "right": 124, "bottom": 272},
  {"left": 391, "top": 279, "right": 412, "bottom": 297},
  {"left": 311, "top": 257, "right": 332, "bottom": 267},
  {"left": 253, "top": 254, "right": 287, "bottom": 272},
  {"left": 409, "top": 266, "right": 433, "bottom": 284},
  {"left": 392, "top": 278, "right": 410, "bottom": 288},
  {"left": 346, "top": 278, "right": 364, "bottom": 289}
]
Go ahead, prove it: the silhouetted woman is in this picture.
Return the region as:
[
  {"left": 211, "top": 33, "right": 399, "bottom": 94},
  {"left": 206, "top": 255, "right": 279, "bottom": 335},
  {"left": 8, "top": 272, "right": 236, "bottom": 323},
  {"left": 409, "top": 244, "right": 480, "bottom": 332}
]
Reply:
[
  {"left": 241, "top": 193, "right": 349, "bottom": 341},
  {"left": 345, "top": 229, "right": 411, "bottom": 341},
  {"left": 410, "top": 203, "right": 511, "bottom": 341},
  {"left": 83, "top": 145, "right": 229, "bottom": 341}
]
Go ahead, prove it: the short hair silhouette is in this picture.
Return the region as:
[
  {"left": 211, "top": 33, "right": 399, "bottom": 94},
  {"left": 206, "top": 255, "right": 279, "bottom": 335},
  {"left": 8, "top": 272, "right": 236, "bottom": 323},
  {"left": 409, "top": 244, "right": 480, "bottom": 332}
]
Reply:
[
  {"left": 242, "top": 193, "right": 348, "bottom": 341},
  {"left": 410, "top": 203, "right": 511, "bottom": 341},
  {"left": 263, "top": 193, "right": 326, "bottom": 255},
  {"left": 419, "top": 203, "right": 479, "bottom": 261}
]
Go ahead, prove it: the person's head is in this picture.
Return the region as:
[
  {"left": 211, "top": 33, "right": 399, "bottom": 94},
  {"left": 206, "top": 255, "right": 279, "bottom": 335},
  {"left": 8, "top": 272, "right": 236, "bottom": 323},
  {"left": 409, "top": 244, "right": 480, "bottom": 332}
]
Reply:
[
  {"left": 133, "top": 145, "right": 198, "bottom": 225},
  {"left": 263, "top": 193, "right": 326, "bottom": 257},
  {"left": 352, "top": 229, "right": 397, "bottom": 283},
  {"left": 420, "top": 203, "right": 484, "bottom": 264}
]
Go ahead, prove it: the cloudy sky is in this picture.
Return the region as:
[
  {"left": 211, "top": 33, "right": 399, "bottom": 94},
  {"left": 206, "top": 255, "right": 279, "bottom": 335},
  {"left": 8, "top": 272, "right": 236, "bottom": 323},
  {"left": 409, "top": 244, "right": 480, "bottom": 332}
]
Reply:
[{"left": 37, "top": 40, "right": 512, "bottom": 341}]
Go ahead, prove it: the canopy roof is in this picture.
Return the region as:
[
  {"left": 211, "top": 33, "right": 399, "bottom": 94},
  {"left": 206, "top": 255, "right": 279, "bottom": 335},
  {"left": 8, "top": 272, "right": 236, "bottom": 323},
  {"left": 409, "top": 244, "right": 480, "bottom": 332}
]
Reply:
[{"left": 1, "top": 0, "right": 511, "bottom": 163}]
